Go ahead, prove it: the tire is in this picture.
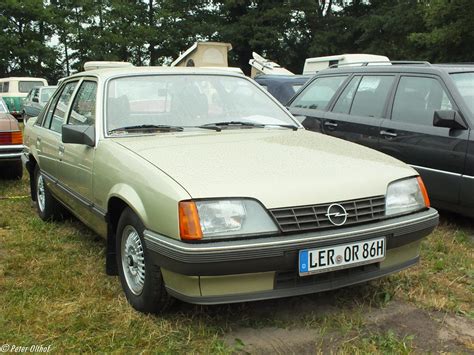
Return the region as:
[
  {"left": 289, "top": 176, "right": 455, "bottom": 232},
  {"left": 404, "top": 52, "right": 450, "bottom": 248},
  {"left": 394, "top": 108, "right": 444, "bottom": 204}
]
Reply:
[
  {"left": 116, "top": 207, "right": 173, "bottom": 313},
  {"left": 34, "top": 166, "right": 65, "bottom": 221}
]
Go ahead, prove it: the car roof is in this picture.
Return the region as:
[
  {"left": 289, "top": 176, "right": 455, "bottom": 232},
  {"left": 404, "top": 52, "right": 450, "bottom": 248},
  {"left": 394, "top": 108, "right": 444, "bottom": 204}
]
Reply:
[
  {"left": 255, "top": 74, "right": 312, "bottom": 83},
  {"left": 316, "top": 63, "right": 474, "bottom": 76},
  {"left": 0, "top": 77, "right": 47, "bottom": 81},
  {"left": 66, "top": 66, "right": 246, "bottom": 81}
]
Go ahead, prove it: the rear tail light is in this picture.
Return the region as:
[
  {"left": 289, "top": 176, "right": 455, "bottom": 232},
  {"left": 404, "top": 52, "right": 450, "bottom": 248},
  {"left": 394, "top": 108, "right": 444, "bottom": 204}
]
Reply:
[{"left": 0, "top": 131, "right": 23, "bottom": 145}]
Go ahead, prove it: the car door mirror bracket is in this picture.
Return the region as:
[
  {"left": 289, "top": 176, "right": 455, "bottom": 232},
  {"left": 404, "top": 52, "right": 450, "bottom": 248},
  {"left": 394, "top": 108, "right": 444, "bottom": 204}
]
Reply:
[
  {"left": 62, "top": 124, "right": 95, "bottom": 147},
  {"left": 433, "top": 110, "right": 467, "bottom": 130}
]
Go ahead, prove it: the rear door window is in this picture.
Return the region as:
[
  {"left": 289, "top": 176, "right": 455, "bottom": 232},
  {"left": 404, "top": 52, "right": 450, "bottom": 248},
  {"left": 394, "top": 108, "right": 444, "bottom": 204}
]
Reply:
[
  {"left": 290, "top": 76, "right": 347, "bottom": 110},
  {"left": 392, "top": 76, "right": 453, "bottom": 126},
  {"left": 332, "top": 76, "right": 361, "bottom": 114},
  {"left": 43, "top": 81, "right": 78, "bottom": 133},
  {"left": 349, "top": 76, "right": 395, "bottom": 117}
]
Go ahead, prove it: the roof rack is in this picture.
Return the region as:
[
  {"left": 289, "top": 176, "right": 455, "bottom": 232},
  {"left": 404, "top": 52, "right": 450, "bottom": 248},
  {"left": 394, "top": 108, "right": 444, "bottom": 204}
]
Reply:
[
  {"left": 328, "top": 60, "right": 432, "bottom": 68},
  {"left": 435, "top": 62, "right": 474, "bottom": 66}
]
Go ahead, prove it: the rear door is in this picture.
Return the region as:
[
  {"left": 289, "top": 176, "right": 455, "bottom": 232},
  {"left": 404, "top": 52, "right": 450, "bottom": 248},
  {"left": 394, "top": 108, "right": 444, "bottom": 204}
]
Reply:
[
  {"left": 380, "top": 74, "right": 469, "bottom": 205},
  {"left": 288, "top": 75, "right": 349, "bottom": 131},
  {"left": 36, "top": 81, "right": 79, "bottom": 191},
  {"left": 324, "top": 74, "right": 396, "bottom": 150}
]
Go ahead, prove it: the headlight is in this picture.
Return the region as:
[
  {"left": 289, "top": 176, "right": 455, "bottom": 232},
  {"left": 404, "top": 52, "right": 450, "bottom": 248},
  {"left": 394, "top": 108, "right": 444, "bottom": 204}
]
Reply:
[
  {"left": 385, "top": 177, "right": 430, "bottom": 216},
  {"left": 179, "top": 199, "right": 278, "bottom": 240}
]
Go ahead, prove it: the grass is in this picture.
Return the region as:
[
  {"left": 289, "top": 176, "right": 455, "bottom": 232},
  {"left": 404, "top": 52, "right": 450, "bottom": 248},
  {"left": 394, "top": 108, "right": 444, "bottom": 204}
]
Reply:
[{"left": 0, "top": 175, "right": 473, "bottom": 353}]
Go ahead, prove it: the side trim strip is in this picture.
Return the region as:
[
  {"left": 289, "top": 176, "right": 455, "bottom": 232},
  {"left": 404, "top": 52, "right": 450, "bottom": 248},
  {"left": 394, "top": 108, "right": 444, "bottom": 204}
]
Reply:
[
  {"left": 410, "top": 164, "right": 474, "bottom": 180},
  {"left": 41, "top": 170, "right": 106, "bottom": 218}
]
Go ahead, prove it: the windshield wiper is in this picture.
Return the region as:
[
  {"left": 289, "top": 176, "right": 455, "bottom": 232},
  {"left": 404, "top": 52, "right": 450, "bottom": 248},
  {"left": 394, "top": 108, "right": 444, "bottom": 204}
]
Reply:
[
  {"left": 197, "top": 121, "right": 298, "bottom": 131},
  {"left": 264, "top": 124, "right": 299, "bottom": 131},
  {"left": 198, "top": 121, "right": 265, "bottom": 130},
  {"left": 108, "top": 124, "right": 184, "bottom": 134}
]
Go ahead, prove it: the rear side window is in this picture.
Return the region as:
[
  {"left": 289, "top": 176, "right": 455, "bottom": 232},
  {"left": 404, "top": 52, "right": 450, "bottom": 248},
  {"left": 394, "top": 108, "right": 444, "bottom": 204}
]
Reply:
[
  {"left": 350, "top": 76, "right": 394, "bottom": 117},
  {"left": 2, "top": 82, "right": 9, "bottom": 93},
  {"left": 392, "top": 76, "right": 453, "bottom": 126},
  {"left": 290, "top": 76, "right": 347, "bottom": 110}
]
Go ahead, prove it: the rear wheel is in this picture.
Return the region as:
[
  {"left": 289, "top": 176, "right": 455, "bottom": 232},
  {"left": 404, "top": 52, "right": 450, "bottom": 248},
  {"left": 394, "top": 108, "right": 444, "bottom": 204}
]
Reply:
[
  {"left": 34, "top": 166, "right": 65, "bottom": 220},
  {"left": 116, "top": 207, "right": 173, "bottom": 313}
]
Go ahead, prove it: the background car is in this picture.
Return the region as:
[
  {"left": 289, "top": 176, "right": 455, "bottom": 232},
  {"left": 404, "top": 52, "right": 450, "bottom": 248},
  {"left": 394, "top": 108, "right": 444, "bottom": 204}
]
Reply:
[
  {"left": 0, "top": 97, "right": 23, "bottom": 179},
  {"left": 254, "top": 74, "right": 311, "bottom": 105},
  {"left": 288, "top": 62, "right": 474, "bottom": 217},
  {"left": 0, "top": 77, "right": 48, "bottom": 119},
  {"left": 22, "top": 85, "right": 57, "bottom": 121}
]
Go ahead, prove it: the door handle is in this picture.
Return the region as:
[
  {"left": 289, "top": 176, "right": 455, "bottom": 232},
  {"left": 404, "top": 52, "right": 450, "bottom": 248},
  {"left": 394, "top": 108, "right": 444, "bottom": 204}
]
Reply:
[
  {"left": 59, "top": 145, "right": 65, "bottom": 154},
  {"left": 36, "top": 137, "right": 41, "bottom": 148},
  {"left": 380, "top": 130, "right": 398, "bottom": 138},
  {"left": 324, "top": 121, "right": 338, "bottom": 128}
]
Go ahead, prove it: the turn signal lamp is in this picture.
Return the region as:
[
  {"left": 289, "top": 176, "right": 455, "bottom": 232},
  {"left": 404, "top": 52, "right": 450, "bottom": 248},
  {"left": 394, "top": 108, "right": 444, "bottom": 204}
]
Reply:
[
  {"left": 416, "top": 176, "right": 430, "bottom": 208},
  {"left": 179, "top": 201, "right": 203, "bottom": 240}
]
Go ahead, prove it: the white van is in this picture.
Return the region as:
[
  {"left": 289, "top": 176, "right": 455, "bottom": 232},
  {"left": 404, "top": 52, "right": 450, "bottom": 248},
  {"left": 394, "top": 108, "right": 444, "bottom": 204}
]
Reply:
[
  {"left": 0, "top": 77, "right": 48, "bottom": 118},
  {"left": 303, "top": 54, "right": 390, "bottom": 75}
]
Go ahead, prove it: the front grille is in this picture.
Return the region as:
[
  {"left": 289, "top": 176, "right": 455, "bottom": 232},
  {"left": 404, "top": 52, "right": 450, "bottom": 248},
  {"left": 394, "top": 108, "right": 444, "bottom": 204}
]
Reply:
[{"left": 270, "top": 196, "right": 385, "bottom": 234}]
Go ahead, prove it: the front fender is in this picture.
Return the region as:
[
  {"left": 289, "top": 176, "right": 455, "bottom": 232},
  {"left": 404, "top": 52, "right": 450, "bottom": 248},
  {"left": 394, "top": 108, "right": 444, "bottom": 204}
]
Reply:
[{"left": 108, "top": 183, "right": 149, "bottom": 226}]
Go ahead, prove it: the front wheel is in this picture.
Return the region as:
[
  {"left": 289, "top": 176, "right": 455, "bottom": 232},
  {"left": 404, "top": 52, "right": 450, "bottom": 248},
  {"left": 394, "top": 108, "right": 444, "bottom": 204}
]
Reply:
[{"left": 116, "top": 207, "right": 173, "bottom": 313}]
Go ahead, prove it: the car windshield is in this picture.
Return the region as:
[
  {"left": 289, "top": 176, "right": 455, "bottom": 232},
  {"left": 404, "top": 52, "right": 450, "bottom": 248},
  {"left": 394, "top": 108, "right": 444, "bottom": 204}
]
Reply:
[
  {"left": 451, "top": 72, "right": 474, "bottom": 114},
  {"left": 19, "top": 81, "right": 44, "bottom": 93},
  {"left": 0, "top": 100, "right": 8, "bottom": 113},
  {"left": 106, "top": 74, "right": 296, "bottom": 133},
  {"left": 41, "top": 87, "right": 56, "bottom": 103}
]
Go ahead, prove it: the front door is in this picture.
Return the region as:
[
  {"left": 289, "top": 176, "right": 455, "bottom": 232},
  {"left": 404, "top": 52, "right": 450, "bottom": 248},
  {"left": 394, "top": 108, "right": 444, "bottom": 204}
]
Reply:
[
  {"left": 379, "top": 75, "right": 469, "bottom": 206},
  {"left": 56, "top": 80, "right": 103, "bottom": 233}
]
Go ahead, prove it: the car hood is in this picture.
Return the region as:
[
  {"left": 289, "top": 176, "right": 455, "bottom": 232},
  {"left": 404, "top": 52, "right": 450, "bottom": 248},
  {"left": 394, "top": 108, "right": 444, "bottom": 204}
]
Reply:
[{"left": 113, "top": 129, "right": 416, "bottom": 208}]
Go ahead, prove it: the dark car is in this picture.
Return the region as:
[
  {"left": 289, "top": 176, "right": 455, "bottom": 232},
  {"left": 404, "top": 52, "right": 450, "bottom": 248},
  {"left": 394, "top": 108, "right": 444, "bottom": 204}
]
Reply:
[
  {"left": 288, "top": 62, "right": 474, "bottom": 217},
  {"left": 254, "top": 74, "right": 311, "bottom": 104}
]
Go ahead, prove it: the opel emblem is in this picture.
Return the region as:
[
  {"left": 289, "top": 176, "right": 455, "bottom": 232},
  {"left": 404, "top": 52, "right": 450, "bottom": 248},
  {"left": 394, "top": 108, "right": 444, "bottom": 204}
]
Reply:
[{"left": 326, "top": 204, "right": 348, "bottom": 226}]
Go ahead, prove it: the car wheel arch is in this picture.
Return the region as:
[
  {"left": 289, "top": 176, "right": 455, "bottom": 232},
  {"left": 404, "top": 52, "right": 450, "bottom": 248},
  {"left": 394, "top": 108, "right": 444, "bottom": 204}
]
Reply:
[{"left": 105, "top": 190, "right": 149, "bottom": 275}]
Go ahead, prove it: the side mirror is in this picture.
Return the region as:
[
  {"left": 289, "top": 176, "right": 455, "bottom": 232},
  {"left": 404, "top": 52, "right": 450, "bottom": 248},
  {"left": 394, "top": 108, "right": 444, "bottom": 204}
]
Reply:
[
  {"left": 62, "top": 124, "right": 95, "bottom": 147},
  {"left": 433, "top": 110, "right": 467, "bottom": 130},
  {"left": 32, "top": 97, "right": 39, "bottom": 103}
]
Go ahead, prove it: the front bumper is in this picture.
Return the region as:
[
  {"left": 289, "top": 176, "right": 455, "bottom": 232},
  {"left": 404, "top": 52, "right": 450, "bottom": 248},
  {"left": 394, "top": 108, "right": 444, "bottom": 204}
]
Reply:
[
  {"left": 144, "top": 208, "right": 438, "bottom": 304},
  {"left": 0, "top": 144, "right": 24, "bottom": 161}
]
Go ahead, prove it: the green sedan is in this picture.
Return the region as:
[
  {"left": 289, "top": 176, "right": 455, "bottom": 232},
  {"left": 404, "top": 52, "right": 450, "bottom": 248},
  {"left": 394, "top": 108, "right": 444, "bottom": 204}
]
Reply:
[{"left": 22, "top": 65, "right": 438, "bottom": 313}]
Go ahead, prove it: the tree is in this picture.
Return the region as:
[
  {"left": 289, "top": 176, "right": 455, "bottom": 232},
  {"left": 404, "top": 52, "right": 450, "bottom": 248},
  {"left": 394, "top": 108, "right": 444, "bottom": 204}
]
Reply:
[
  {"left": 0, "top": 0, "right": 62, "bottom": 81},
  {"left": 410, "top": 0, "right": 474, "bottom": 62}
]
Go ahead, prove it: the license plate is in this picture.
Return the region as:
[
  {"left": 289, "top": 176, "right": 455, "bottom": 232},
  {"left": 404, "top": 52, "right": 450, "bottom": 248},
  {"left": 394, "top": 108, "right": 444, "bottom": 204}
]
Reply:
[{"left": 299, "top": 237, "right": 386, "bottom": 276}]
